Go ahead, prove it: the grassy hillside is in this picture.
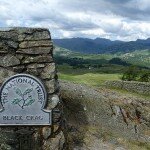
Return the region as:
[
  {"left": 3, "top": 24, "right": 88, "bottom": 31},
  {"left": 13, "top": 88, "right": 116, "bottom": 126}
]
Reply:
[
  {"left": 54, "top": 46, "right": 150, "bottom": 68},
  {"left": 54, "top": 46, "right": 150, "bottom": 87},
  {"left": 120, "top": 50, "right": 150, "bottom": 67}
]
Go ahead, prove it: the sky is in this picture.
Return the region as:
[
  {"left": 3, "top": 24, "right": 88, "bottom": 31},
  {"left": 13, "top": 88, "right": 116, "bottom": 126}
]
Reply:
[{"left": 0, "top": 0, "right": 150, "bottom": 41}]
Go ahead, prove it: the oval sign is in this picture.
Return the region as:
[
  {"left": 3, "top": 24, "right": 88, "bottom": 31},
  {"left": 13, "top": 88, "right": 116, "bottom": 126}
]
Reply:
[{"left": 0, "top": 74, "right": 51, "bottom": 125}]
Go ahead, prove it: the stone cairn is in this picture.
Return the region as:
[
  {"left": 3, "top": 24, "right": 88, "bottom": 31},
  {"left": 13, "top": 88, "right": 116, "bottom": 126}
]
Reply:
[{"left": 0, "top": 27, "right": 66, "bottom": 150}]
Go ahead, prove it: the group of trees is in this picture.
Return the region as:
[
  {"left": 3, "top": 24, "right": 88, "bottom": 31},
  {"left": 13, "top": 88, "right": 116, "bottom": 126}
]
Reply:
[
  {"left": 122, "top": 66, "right": 150, "bottom": 82},
  {"left": 55, "top": 55, "right": 150, "bottom": 82},
  {"left": 54, "top": 56, "right": 107, "bottom": 69}
]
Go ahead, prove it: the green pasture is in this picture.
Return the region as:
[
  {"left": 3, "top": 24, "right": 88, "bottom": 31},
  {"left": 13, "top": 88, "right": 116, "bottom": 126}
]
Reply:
[{"left": 58, "top": 72, "right": 121, "bottom": 87}]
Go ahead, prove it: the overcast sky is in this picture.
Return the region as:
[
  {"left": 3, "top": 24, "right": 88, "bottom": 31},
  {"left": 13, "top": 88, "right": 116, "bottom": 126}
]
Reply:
[{"left": 0, "top": 0, "right": 150, "bottom": 41}]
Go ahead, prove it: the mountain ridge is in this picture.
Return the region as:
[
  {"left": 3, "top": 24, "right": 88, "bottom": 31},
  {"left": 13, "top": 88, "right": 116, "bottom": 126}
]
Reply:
[{"left": 53, "top": 37, "right": 150, "bottom": 54}]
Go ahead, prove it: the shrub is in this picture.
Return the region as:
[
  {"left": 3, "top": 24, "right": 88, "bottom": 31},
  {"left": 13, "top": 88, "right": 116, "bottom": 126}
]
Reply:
[
  {"left": 122, "top": 66, "right": 150, "bottom": 82},
  {"left": 121, "top": 66, "right": 139, "bottom": 81}
]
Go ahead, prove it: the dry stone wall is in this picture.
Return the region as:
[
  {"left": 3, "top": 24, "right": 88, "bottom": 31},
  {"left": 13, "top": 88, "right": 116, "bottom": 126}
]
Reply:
[
  {"left": 0, "top": 27, "right": 66, "bottom": 150},
  {"left": 105, "top": 80, "right": 150, "bottom": 95}
]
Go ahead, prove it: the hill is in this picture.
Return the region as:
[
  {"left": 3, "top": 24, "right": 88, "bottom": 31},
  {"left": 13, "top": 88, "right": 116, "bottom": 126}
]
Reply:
[
  {"left": 54, "top": 46, "right": 150, "bottom": 68},
  {"left": 53, "top": 37, "right": 150, "bottom": 54}
]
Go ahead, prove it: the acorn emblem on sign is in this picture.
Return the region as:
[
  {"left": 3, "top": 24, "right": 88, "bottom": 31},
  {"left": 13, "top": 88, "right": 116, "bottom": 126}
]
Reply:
[{"left": 12, "top": 88, "right": 35, "bottom": 109}]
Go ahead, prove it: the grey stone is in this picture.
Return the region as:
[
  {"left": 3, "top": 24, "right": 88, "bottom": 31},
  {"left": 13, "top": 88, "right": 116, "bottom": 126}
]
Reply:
[
  {"left": 0, "top": 40, "right": 18, "bottom": 53},
  {"left": 15, "top": 27, "right": 47, "bottom": 34},
  {"left": 0, "top": 46, "right": 8, "bottom": 53},
  {"left": 27, "top": 63, "right": 45, "bottom": 69},
  {"left": 42, "top": 127, "right": 52, "bottom": 140},
  {"left": 0, "top": 67, "right": 15, "bottom": 85},
  {"left": 45, "top": 79, "right": 58, "bottom": 94},
  {"left": 18, "top": 28, "right": 51, "bottom": 41},
  {"left": 15, "top": 54, "right": 24, "bottom": 60},
  {"left": 27, "top": 63, "right": 45, "bottom": 76},
  {"left": 115, "top": 147, "right": 127, "bottom": 150},
  {"left": 27, "top": 64, "right": 45, "bottom": 76},
  {"left": 42, "top": 131, "right": 65, "bottom": 150},
  {"left": 41, "top": 63, "right": 56, "bottom": 79},
  {"left": 19, "top": 40, "right": 52, "bottom": 48},
  {"left": 0, "top": 30, "right": 18, "bottom": 41},
  {"left": 47, "top": 94, "right": 60, "bottom": 109},
  {"left": 7, "top": 41, "right": 19, "bottom": 49},
  {"left": 105, "top": 81, "right": 150, "bottom": 95},
  {"left": 17, "top": 47, "right": 52, "bottom": 54},
  {"left": 13, "top": 65, "right": 25, "bottom": 73},
  {"left": 24, "top": 55, "right": 53, "bottom": 64},
  {"left": 27, "top": 68, "right": 40, "bottom": 76},
  {"left": 53, "top": 109, "right": 62, "bottom": 123},
  {"left": 0, "top": 54, "right": 20, "bottom": 67},
  {"left": 0, "top": 129, "right": 18, "bottom": 150}
]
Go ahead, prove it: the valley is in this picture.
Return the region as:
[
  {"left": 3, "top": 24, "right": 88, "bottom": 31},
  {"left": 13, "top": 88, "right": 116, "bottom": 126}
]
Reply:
[{"left": 53, "top": 41, "right": 150, "bottom": 149}]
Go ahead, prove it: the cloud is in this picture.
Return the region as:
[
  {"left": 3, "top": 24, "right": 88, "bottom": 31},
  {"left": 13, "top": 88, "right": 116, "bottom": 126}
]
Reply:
[{"left": 0, "top": 0, "right": 150, "bottom": 41}]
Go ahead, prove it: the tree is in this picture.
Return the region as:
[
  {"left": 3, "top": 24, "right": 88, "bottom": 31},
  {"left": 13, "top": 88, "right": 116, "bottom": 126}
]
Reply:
[
  {"left": 121, "top": 66, "right": 139, "bottom": 81},
  {"left": 139, "top": 72, "right": 150, "bottom": 82}
]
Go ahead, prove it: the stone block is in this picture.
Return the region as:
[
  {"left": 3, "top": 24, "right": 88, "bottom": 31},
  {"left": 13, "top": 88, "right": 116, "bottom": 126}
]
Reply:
[
  {"left": 40, "top": 63, "right": 56, "bottom": 79},
  {"left": 42, "top": 127, "right": 52, "bottom": 140},
  {"left": 0, "top": 67, "right": 15, "bottom": 85},
  {"left": 17, "top": 28, "right": 51, "bottom": 41},
  {"left": 0, "top": 28, "right": 18, "bottom": 41},
  {"left": 0, "top": 40, "right": 18, "bottom": 53},
  {"left": 17, "top": 47, "right": 52, "bottom": 54},
  {"left": 24, "top": 55, "right": 53, "bottom": 64},
  {"left": 42, "top": 131, "right": 65, "bottom": 150},
  {"left": 46, "top": 94, "right": 60, "bottom": 110},
  {"left": 13, "top": 65, "right": 25, "bottom": 73},
  {"left": 45, "top": 79, "right": 59, "bottom": 94},
  {"left": 19, "top": 40, "right": 52, "bottom": 48},
  {"left": 0, "top": 54, "right": 20, "bottom": 67}
]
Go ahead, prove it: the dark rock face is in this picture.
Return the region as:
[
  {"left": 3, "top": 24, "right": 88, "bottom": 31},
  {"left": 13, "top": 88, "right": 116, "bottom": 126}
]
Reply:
[
  {"left": 60, "top": 80, "right": 150, "bottom": 150},
  {"left": 0, "top": 27, "right": 66, "bottom": 150}
]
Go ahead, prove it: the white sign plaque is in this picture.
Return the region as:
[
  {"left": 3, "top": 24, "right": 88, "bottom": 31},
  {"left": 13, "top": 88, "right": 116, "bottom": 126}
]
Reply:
[{"left": 0, "top": 74, "right": 51, "bottom": 125}]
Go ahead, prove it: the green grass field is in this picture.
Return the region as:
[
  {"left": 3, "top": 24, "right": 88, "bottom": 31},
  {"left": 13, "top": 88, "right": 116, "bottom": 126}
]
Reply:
[
  {"left": 58, "top": 67, "right": 150, "bottom": 99},
  {"left": 59, "top": 73, "right": 121, "bottom": 87},
  {"left": 57, "top": 64, "right": 121, "bottom": 86}
]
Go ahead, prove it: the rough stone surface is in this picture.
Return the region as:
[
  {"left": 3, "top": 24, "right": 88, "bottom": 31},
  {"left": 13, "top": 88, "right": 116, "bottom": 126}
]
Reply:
[
  {"left": 0, "top": 29, "right": 18, "bottom": 41},
  {"left": 105, "top": 80, "right": 150, "bottom": 95},
  {"left": 42, "top": 131, "right": 65, "bottom": 150},
  {"left": 13, "top": 65, "right": 25, "bottom": 73},
  {"left": 0, "top": 68, "right": 15, "bottom": 86},
  {"left": 42, "top": 127, "right": 52, "bottom": 140},
  {"left": 0, "top": 27, "right": 65, "bottom": 150},
  {"left": 17, "top": 28, "right": 51, "bottom": 41},
  {"left": 60, "top": 80, "right": 150, "bottom": 150},
  {"left": 17, "top": 47, "right": 52, "bottom": 54},
  {"left": 47, "top": 94, "right": 60, "bottom": 110},
  {"left": 7, "top": 40, "right": 19, "bottom": 49},
  {"left": 24, "top": 55, "right": 53, "bottom": 64},
  {"left": 45, "top": 79, "right": 59, "bottom": 94},
  {"left": 41, "top": 63, "right": 56, "bottom": 79},
  {"left": 19, "top": 40, "right": 52, "bottom": 48},
  {"left": 0, "top": 54, "right": 20, "bottom": 67}
]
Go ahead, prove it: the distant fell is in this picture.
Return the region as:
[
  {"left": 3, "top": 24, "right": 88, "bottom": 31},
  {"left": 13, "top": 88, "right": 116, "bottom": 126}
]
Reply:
[{"left": 53, "top": 37, "right": 150, "bottom": 54}]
